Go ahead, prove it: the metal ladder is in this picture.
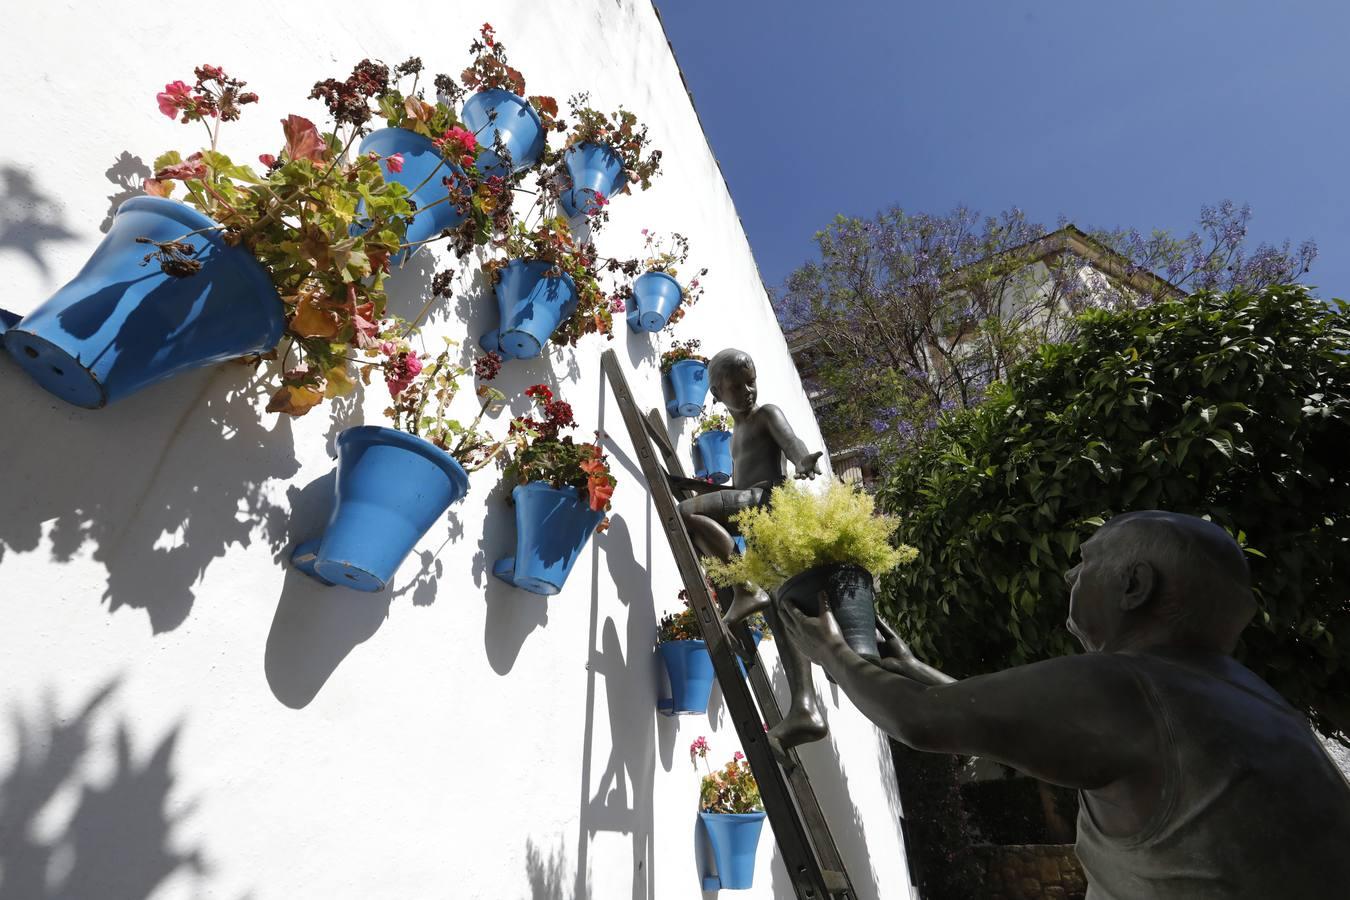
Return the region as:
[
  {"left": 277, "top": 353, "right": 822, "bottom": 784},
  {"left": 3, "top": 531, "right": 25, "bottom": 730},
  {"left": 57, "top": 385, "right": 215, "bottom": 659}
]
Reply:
[{"left": 601, "top": 349, "right": 857, "bottom": 900}]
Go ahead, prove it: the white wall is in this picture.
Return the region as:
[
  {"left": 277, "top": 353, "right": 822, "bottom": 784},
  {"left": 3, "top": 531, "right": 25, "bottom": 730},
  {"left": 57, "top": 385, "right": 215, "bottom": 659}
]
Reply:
[{"left": 0, "top": 2, "right": 913, "bottom": 898}]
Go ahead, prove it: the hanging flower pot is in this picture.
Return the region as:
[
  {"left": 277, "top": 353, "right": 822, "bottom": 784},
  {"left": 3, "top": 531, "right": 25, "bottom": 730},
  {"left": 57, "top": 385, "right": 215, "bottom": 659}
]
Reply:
[
  {"left": 492, "top": 482, "right": 604, "bottom": 595},
  {"left": 291, "top": 426, "right": 469, "bottom": 592},
  {"left": 700, "top": 812, "right": 768, "bottom": 891},
  {"left": 461, "top": 88, "right": 545, "bottom": 177},
  {"left": 479, "top": 259, "right": 579, "bottom": 360},
  {"left": 627, "top": 270, "right": 683, "bottom": 333},
  {"left": 0, "top": 308, "right": 20, "bottom": 333},
  {"left": 1, "top": 196, "right": 284, "bottom": 409},
  {"left": 777, "top": 563, "right": 880, "bottom": 657},
  {"left": 560, "top": 142, "right": 626, "bottom": 218},
  {"left": 694, "top": 429, "right": 733, "bottom": 484},
  {"left": 665, "top": 359, "right": 709, "bottom": 418},
  {"left": 657, "top": 639, "right": 716, "bottom": 715},
  {"left": 356, "top": 128, "right": 466, "bottom": 263}
]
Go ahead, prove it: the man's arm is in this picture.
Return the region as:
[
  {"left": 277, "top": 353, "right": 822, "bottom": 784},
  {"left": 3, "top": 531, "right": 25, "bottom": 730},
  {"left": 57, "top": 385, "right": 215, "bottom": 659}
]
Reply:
[
  {"left": 760, "top": 405, "right": 822, "bottom": 476},
  {"left": 780, "top": 603, "right": 1159, "bottom": 791}
]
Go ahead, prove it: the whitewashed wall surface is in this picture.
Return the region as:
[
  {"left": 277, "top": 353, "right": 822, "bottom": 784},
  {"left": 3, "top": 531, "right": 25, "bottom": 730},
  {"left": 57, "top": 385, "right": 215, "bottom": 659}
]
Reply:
[{"left": 0, "top": 2, "right": 914, "bottom": 897}]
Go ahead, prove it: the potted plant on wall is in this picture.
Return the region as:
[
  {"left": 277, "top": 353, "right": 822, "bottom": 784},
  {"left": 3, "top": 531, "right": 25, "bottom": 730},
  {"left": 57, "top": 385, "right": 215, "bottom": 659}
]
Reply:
[
  {"left": 657, "top": 588, "right": 715, "bottom": 715},
  {"left": 3, "top": 66, "right": 411, "bottom": 411},
  {"left": 693, "top": 409, "right": 734, "bottom": 484},
  {"left": 557, "top": 93, "right": 662, "bottom": 218},
  {"left": 479, "top": 217, "right": 624, "bottom": 360},
  {"left": 625, "top": 231, "right": 706, "bottom": 333},
  {"left": 704, "top": 481, "right": 917, "bottom": 657},
  {"left": 312, "top": 57, "right": 513, "bottom": 263},
  {"left": 292, "top": 337, "right": 506, "bottom": 591},
  {"left": 493, "top": 383, "right": 617, "bottom": 595},
  {"left": 660, "top": 338, "right": 710, "bottom": 418},
  {"left": 456, "top": 23, "right": 562, "bottom": 177},
  {"left": 691, "top": 737, "right": 767, "bottom": 891}
]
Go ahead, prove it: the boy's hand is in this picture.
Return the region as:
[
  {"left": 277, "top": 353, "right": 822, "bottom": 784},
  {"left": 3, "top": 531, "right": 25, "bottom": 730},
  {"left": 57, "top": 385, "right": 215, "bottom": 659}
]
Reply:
[{"left": 794, "top": 451, "right": 823, "bottom": 479}]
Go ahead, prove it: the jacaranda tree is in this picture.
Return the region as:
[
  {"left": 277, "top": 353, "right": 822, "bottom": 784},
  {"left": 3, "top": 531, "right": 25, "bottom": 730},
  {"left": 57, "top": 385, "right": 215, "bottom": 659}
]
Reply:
[{"left": 877, "top": 285, "right": 1350, "bottom": 738}]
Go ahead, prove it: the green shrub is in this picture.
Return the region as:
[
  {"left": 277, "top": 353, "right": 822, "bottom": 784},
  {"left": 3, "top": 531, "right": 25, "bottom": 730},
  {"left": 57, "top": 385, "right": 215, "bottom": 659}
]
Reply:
[
  {"left": 705, "top": 480, "right": 916, "bottom": 590},
  {"left": 877, "top": 285, "right": 1350, "bottom": 737}
]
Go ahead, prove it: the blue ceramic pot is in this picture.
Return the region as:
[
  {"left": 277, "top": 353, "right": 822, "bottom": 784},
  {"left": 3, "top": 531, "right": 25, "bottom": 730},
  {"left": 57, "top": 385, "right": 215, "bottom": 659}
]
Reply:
[
  {"left": 657, "top": 639, "right": 715, "bottom": 715},
  {"left": 0, "top": 308, "right": 20, "bottom": 333},
  {"left": 664, "top": 358, "right": 709, "bottom": 418},
  {"left": 2, "top": 196, "right": 283, "bottom": 408},
  {"left": 627, "top": 270, "right": 683, "bottom": 333},
  {"left": 493, "top": 482, "right": 603, "bottom": 595},
  {"left": 694, "top": 429, "right": 733, "bottom": 484},
  {"left": 560, "top": 142, "right": 626, "bottom": 218},
  {"left": 461, "top": 89, "right": 545, "bottom": 176},
  {"left": 291, "top": 426, "right": 469, "bottom": 592},
  {"left": 357, "top": 128, "right": 467, "bottom": 262},
  {"left": 700, "top": 811, "right": 767, "bottom": 890},
  {"left": 480, "top": 259, "right": 579, "bottom": 360}
]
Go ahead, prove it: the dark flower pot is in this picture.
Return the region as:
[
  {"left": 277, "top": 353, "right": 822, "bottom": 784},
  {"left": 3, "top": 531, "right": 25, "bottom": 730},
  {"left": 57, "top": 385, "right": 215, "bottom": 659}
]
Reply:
[
  {"left": 777, "top": 563, "right": 879, "bottom": 657},
  {"left": 3, "top": 196, "right": 283, "bottom": 408}
]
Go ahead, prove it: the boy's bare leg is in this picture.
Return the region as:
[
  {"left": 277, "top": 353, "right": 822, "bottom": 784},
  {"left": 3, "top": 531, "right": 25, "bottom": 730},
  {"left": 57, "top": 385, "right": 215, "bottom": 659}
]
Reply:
[
  {"left": 764, "top": 598, "right": 827, "bottom": 763},
  {"left": 679, "top": 492, "right": 773, "bottom": 626}
]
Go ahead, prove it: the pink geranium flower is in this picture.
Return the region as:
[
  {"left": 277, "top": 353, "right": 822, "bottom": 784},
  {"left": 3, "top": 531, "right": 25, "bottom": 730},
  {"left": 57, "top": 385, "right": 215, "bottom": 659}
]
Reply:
[
  {"left": 156, "top": 80, "right": 192, "bottom": 119},
  {"left": 385, "top": 153, "right": 404, "bottom": 174},
  {"left": 258, "top": 153, "right": 277, "bottom": 168}
]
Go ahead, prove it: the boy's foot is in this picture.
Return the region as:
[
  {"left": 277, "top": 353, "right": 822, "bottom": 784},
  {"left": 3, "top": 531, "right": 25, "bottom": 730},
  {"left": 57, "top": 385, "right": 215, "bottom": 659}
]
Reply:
[
  {"left": 722, "top": 583, "right": 770, "bottom": 625},
  {"left": 766, "top": 705, "right": 828, "bottom": 765}
]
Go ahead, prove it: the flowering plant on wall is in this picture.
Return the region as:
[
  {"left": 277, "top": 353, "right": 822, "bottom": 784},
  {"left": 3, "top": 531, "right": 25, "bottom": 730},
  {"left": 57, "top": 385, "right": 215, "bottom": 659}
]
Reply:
[
  {"left": 659, "top": 338, "right": 709, "bottom": 373},
  {"left": 503, "top": 384, "right": 617, "bottom": 515},
  {"left": 380, "top": 335, "right": 507, "bottom": 471},
  {"left": 486, "top": 218, "right": 630, "bottom": 345},
  {"left": 563, "top": 93, "right": 662, "bottom": 190},
  {"left": 456, "top": 23, "right": 563, "bottom": 132},
  {"left": 146, "top": 64, "right": 414, "bottom": 416},
  {"left": 691, "top": 738, "right": 763, "bottom": 814},
  {"left": 695, "top": 410, "right": 733, "bottom": 436}
]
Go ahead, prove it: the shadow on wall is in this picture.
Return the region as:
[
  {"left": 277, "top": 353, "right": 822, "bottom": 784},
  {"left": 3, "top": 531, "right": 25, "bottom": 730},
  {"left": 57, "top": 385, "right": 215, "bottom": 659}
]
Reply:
[
  {"left": 0, "top": 165, "right": 79, "bottom": 288},
  {"left": 100, "top": 152, "right": 151, "bottom": 235},
  {"left": 766, "top": 664, "right": 887, "bottom": 900},
  {"left": 575, "top": 511, "right": 660, "bottom": 900},
  {"left": 0, "top": 360, "right": 299, "bottom": 633},
  {"left": 0, "top": 681, "right": 222, "bottom": 900},
  {"left": 524, "top": 837, "right": 589, "bottom": 900}
]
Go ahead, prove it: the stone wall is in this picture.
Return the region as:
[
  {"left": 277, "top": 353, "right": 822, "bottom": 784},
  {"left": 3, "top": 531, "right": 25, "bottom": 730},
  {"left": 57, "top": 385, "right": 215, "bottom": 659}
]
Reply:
[{"left": 973, "top": 844, "right": 1087, "bottom": 900}]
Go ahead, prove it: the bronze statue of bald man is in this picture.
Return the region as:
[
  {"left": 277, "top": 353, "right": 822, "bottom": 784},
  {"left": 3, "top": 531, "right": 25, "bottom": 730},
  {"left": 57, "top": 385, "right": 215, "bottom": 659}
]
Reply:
[{"left": 782, "top": 510, "right": 1350, "bottom": 899}]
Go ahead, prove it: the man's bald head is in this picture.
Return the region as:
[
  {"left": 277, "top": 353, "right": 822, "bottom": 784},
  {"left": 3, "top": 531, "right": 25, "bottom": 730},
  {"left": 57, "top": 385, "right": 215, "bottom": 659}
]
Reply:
[{"left": 1093, "top": 511, "right": 1257, "bottom": 653}]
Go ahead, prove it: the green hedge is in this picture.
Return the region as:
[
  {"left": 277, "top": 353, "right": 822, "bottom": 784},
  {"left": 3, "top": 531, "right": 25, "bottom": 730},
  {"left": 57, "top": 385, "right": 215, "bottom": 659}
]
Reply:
[{"left": 877, "top": 285, "right": 1350, "bottom": 736}]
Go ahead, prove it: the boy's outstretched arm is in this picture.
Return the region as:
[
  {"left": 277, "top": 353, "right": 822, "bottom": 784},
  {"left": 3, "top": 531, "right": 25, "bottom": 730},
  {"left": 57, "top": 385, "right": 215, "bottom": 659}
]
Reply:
[{"left": 761, "top": 404, "right": 822, "bottom": 477}]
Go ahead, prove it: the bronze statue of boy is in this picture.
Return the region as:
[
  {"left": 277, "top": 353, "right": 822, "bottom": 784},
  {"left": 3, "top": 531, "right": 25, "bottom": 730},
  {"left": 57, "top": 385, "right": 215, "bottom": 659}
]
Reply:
[
  {"left": 782, "top": 510, "right": 1350, "bottom": 898},
  {"left": 678, "top": 347, "right": 830, "bottom": 756}
]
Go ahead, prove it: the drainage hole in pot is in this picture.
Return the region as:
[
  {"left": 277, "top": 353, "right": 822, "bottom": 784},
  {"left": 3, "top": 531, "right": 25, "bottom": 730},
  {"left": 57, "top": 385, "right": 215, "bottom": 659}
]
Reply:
[
  {"left": 52, "top": 366, "right": 64, "bottom": 376},
  {"left": 23, "top": 346, "right": 38, "bottom": 359},
  {"left": 345, "top": 573, "right": 358, "bottom": 580}
]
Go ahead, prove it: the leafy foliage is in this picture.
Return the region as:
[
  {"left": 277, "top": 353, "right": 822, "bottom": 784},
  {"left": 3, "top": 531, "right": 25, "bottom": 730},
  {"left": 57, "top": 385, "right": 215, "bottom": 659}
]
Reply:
[
  {"left": 705, "top": 481, "right": 917, "bottom": 591},
  {"left": 563, "top": 93, "right": 663, "bottom": 192},
  {"left": 658, "top": 588, "right": 770, "bottom": 643},
  {"left": 503, "top": 384, "right": 617, "bottom": 515},
  {"left": 877, "top": 285, "right": 1350, "bottom": 737},
  {"left": 383, "top": 337, "right": 506, "bottom": 472},
  {"left": 690, "top": 738, "right": 763, "bottom": 814},
  {"left": 659, "top": 338, "right": 708, "bottom": 374},
  {"left": 696, "top": 409, "right": 733, "bottom": 436}
]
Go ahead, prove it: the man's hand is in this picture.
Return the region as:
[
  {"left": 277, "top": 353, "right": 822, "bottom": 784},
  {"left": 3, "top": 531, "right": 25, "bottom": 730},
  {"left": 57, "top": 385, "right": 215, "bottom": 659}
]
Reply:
[
  {"left": 794, "top": 451, "right": 823, "bottom": 480},
  {"left": 779, "top": 598, "right": 851, "bottom": 668}
]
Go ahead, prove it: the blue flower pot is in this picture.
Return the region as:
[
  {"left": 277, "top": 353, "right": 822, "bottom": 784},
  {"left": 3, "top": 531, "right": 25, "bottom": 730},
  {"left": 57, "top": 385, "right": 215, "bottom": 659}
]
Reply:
[
  {"left": 694, "top": 429, "right": 733, "bottom": 484},
  {"left": 461, "top": 89, "right": 545, "bottom": 177},
  {"left": 291, "top": 426, "right": 469, "bottom": 592},
  {"left": 657, "top": 640, "right": 715, "bottom": 715},
  {"left": 0, "top": 308, "right": 20, "bottom": 333},
  {"left": 357, "top": 128, "right": 467, "bottom": 263},
  {"left": 493, "top": 482, "right": 603, "bottom": 595},
  {"left": 700, "top": 811, "right": 767, "bottom": 890},
  {"left": 664, "top": 359, "right": 709, "bottom": 418},
  {"left": 480, "top": 259, "right": 578, "bottom": 360},
  {"left": 2, "top": 196, "right": 283, "bottom": 408},
  {"left": 560, "top": 142, "right": 626, "bottom": 218},
  {"left": 627, "top": 270, "right": 683, "bottom": 333}
]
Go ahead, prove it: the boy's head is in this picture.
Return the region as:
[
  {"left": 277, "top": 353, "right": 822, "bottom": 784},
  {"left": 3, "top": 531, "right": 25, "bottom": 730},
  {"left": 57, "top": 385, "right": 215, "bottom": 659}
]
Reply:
[
  {"left": 1065, "top": 511, "right": 1257, "bottom": 655},
  {"left": 708, "top": 349, "right": 757, "bottom": 413}
]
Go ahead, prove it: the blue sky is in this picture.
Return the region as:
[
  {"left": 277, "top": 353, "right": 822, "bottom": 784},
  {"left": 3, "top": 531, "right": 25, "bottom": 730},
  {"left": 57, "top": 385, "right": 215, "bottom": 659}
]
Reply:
[{"left": 653, "top": 0, "right": 1349, "bottom": 299}]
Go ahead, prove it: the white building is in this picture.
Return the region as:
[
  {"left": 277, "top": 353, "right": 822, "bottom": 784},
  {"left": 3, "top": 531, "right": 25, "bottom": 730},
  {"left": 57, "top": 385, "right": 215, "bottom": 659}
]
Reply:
[{"left": 0, "top": 3, "right": 913, "bottom": 898}]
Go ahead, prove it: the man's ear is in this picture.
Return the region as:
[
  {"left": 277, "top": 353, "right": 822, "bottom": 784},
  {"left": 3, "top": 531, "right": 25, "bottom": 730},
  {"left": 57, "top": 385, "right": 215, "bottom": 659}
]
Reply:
[{"left": 1119, "top": 561, "right": 1155, "bottom": 612}]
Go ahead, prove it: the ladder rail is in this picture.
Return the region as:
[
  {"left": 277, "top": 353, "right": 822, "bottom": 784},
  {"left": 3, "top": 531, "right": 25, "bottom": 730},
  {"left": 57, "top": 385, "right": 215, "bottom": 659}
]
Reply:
[{"left": 601, "top": 350, "right": 857, "bottom": 900}]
